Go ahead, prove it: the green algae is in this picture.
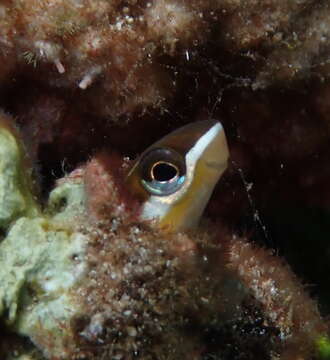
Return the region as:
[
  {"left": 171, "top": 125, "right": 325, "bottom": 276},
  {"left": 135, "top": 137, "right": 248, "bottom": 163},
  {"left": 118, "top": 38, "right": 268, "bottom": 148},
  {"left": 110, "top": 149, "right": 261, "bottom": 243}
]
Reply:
[
  {"left": 0, "top": 126, "right": 39, "bottom": 228},
  {"left": 0, "top": 125, "right": 88, "bottom": 358},
  {"left": 317, "top": 336, "right": 330, "bottom": 360}
]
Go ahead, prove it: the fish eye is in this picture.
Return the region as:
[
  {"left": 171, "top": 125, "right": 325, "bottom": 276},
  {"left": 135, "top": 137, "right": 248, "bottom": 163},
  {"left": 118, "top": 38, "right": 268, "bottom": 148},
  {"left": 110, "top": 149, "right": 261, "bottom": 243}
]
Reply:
[{"left": 140, "top": 148, "right": 186, "bottom": 196}]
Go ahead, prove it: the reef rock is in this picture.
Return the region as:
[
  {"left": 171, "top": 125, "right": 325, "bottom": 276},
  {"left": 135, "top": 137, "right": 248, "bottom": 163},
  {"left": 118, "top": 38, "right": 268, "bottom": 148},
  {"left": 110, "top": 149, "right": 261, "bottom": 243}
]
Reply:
[{"left": 0, "top": 113, "right": 328, "bottom": 360}]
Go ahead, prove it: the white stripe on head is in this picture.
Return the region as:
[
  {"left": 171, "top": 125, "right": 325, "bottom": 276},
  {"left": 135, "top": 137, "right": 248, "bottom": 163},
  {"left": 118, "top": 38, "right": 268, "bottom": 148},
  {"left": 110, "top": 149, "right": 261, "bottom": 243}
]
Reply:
[{"left": 185, "top": 122, "right": 222, "bottom": 169}]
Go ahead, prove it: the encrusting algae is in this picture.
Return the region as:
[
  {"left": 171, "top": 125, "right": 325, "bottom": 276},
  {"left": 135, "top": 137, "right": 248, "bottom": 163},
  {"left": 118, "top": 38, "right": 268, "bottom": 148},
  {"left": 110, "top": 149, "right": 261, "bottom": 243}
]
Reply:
[{"left": 0, "top": 112, "right": 329, "bottom": 360}]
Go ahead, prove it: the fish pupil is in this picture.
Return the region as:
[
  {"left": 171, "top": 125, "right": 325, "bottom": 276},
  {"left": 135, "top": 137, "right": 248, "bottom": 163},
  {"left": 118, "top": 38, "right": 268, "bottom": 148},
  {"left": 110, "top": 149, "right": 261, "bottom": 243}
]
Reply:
[
  {"left": 151, "top": 162, "right": 178, "bottom": 182},
  {"left": 140, "top": 148, "right": 186, "bottom": 195}
]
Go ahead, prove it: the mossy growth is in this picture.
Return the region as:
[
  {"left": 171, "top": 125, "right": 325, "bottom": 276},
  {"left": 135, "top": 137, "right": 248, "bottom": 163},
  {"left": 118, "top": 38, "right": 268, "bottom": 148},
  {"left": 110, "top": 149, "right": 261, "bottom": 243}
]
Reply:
[
  {"left": 317, "top": 336, "right": 330, "bottom": 360},
  {"left": 0, "top": 112, "right": 39, "bottom": 229}
]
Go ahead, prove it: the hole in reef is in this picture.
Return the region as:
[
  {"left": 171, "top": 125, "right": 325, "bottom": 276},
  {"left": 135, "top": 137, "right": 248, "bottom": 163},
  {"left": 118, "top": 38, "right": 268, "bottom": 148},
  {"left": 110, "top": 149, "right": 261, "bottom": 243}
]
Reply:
[{"left": 56, "top": 196, "right": 68, "bottom": 212}]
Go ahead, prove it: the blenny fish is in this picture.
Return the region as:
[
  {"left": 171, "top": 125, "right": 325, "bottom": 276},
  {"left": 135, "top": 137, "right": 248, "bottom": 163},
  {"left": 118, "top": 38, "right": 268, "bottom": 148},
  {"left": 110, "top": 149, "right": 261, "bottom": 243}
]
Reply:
[{"left": 126, "top": 120, "right": 229, "bottom": 231}]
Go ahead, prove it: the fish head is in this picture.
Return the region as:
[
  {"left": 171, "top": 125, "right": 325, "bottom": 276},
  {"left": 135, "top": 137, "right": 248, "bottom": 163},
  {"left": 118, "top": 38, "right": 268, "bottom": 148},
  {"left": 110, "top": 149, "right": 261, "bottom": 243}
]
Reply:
[{"left": 126, "top": 120, "right": 229, "bottom": 231}]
